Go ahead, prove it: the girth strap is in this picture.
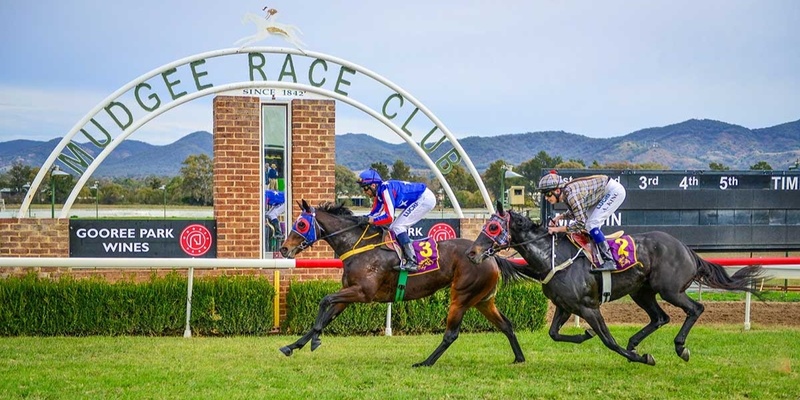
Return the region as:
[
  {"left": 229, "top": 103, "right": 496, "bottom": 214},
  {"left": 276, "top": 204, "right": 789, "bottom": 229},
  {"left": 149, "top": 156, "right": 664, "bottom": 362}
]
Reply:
[{"left": 395, "top": 270, "right": 409, "bottom": 302}]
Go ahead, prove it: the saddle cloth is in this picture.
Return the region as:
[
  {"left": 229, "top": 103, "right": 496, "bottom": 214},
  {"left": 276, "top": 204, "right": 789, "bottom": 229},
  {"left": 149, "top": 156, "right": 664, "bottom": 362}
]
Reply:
[
  {"left": 382, "top": 231, "right": 441, "bottom": 275},
  {"left": 567, "top": 231, "right": 641, "bottom": 273}
]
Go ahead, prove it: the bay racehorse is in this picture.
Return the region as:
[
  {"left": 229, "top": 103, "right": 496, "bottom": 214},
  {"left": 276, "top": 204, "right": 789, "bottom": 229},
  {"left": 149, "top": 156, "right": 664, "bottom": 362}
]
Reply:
[
  {"left": 467, "top": 201, "right": 764, "bottom": 366},
  {"left": 278, "top": 200, "right": 531, "bottom": 367}
]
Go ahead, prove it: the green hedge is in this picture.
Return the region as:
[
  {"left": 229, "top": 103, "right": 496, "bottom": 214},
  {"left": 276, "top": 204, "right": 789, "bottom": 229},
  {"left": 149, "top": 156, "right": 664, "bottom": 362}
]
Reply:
[
  {"left": 0, "top": 272, "right": 275, "bottom": 336},
  {"left": 283, "top": 280, "right": 548, "bottom": 335},
  {"left": 0, "top": 273, "right": 548, "bottom": 336}
]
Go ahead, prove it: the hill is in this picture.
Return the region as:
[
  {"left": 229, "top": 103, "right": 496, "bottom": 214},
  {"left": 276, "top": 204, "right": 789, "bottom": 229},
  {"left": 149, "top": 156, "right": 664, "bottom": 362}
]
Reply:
[{"left": 1, "top": 119, "right": 798, "bottom": 177}]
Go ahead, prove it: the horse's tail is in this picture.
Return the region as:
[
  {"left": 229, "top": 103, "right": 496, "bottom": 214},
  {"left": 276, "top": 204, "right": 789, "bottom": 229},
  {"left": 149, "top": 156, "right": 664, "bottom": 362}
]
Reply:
[
  {"left": 691, "top": 252, "right": 766, "bottom": 299},
  {"left": 493, "top": 257, "right": 536, "bottom": 284}
]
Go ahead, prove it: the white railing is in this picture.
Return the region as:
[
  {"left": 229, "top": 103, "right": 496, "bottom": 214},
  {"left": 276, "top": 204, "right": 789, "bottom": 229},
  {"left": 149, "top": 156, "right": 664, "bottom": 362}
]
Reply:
[{"left": 1, "top": 257, "right": 798, "bottom": 333}]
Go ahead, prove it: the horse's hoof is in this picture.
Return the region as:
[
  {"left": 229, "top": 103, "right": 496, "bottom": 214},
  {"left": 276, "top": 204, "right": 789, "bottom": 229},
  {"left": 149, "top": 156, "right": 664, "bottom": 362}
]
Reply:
[
  {"left": 279, "top": 346, "right": 293, "bottom": 357},
  {"left": 644, "top": 354, "right": 656, "bottom": 366},
  {"left": 679, "top": 347, "right": 690, "bottom": 362},
  {"left": 512, "top": 358, "right": 525, "bottom": 364},
  {"left": 412, "top": 362, "right": 432, "bottom": 368},
  {"left": 310, "top": 339, "right": 322, "bottom": 352}
]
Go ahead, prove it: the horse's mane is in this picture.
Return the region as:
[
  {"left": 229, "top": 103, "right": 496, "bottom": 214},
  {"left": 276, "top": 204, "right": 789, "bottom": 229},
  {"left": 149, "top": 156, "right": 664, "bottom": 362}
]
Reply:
[
  {"left": 317, "top": 201, "right": 354, "bottom": 216},
  {"left": 509, "top": 210, "right": 541, "bottom": 231}
]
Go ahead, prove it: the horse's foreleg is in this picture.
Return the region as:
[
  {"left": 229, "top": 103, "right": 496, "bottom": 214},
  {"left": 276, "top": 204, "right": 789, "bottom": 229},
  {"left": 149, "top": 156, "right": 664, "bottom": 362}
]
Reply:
[
  {"left": 309, "top": 302, "right": 348, "bottom": 351},
  {"left": 548, "top": 306, "right": 596, "bottom": 343},
  {"left": 413, "top": 304, "right": 467, "bottom": 368},
  {"left": 580, "top": 308, "right": 655, "bottom": 366},
  {"left": 475, "top": 300, "right": 525, "bottom": 363},
  {"left": 280, "top": 288, "right": 362, "bottom": 356},
  {"left": 626, "top": 290, "right": 670, "bottom": 353},
  {"left": 659, "top": 291, "right": 704, "bottom": 362}
]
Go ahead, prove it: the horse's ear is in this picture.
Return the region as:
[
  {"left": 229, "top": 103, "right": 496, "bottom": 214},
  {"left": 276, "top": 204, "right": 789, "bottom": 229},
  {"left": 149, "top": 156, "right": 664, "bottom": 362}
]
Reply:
[
  {"left": 495, "top": 200, "right": 505, "bottom": 215},
  {"left": 300, "top": 199, "right": 310, "bottom": 212}
]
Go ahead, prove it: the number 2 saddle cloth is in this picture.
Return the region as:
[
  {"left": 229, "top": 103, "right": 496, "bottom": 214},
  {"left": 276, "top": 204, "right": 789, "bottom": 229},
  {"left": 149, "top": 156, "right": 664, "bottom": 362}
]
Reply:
[{"left": 567, "top": 231, "right": 642, "bottom": 273}]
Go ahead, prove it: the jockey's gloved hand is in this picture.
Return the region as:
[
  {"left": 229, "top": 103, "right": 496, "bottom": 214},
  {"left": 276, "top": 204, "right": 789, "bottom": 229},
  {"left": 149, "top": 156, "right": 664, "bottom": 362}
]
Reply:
[{"left": 356, "top": 216, "right": 370, "bottom": 225}]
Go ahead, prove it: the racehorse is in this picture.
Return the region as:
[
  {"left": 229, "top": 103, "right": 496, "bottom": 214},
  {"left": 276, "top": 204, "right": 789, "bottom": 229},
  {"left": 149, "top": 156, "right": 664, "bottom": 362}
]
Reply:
[
  {"left": 467, "top": 201, "right": 765, "bottom": 366},
  {"left": 278, "top": 200, "right": 530, "bottom": 367}
]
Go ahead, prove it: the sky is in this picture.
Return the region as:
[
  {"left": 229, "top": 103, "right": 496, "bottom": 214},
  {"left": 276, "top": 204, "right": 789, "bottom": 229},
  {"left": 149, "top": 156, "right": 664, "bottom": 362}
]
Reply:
[{"left": 0, "top": 0, "right": 798, "bottom": 145}]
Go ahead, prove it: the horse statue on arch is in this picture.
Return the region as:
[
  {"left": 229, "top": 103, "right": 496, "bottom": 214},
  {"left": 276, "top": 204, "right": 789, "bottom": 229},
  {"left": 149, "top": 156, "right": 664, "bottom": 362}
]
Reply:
[
  {"left": 278, "top": 200, "right": 531, "bottom": 367},
  {"left": 467, "top": 201, "right": 765, "bottom": 366},
  {"left": 234, "top": 10, "right": 306, "bottom": 53}
]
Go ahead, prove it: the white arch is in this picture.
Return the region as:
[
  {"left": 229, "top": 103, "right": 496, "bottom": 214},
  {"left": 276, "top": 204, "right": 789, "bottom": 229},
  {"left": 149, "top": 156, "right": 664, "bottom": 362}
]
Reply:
[
  {"left": 19, "top": 47, "right": 493, "bottom": 218},
  {"left": 57, "top": 81, "right": 463, "bottom": 218}
]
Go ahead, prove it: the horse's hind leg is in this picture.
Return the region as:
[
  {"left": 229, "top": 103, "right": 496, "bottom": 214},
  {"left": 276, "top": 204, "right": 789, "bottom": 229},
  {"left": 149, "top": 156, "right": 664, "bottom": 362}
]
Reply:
[
  {"left": 475, "top": 300, "right": 525, "bottom": 363},
  {"left": 549, "top": 306, "right": 596, "bottom": 343},
  {"left": 580, "top": 308, "right": 656, "bottom": 366},
  {"left": 626, "top": 289, "right": 670, "bottom": 353},
  {"left": 659, "top": 290, "right": 704, "bottom": 362}
]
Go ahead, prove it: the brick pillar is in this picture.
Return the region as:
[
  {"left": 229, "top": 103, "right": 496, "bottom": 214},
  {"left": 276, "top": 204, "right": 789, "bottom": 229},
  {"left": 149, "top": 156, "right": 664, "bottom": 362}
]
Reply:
[
  {"left": 289, "top": 99, "right": 336, "bottom": 260},
  {"left": 213, "top": 96, "right": 262, "bottom": 259}
]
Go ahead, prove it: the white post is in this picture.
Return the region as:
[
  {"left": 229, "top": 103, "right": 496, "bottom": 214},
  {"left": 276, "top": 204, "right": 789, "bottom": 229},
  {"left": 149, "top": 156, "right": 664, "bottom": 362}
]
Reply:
[
  {"left": 184, "top": 267, "right": 195, "bottom": 338},
  {"left": 744, "top": 290, "right": 752, "bottom": 331},
  {"left": 385, "top": 303, "right": 393, "bottom": 336}
]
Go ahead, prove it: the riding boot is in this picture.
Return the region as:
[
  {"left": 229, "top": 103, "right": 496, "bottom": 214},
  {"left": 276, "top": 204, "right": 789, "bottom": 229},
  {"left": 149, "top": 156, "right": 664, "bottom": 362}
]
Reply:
[
  {"left": 394, "top": 232, "right": 419, "bottom": 272},
  {"left": 592, "top": 239, "right": 617, "bottom": 273},
  {"left": 269, "top": 218, "right": 283, "bottom": 238}
]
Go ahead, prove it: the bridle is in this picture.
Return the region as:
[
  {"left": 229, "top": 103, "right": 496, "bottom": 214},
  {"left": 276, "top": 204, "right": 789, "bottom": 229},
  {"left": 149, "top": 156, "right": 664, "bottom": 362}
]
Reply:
[
  {"left": 478, "top": 212, "right": 579, "bottom": 284},
  {"left": 290, "top": 208, "right": 363, "bottom": 251},
  {"left": 477, "top": 212, "right": 550, "bottom": 258}
]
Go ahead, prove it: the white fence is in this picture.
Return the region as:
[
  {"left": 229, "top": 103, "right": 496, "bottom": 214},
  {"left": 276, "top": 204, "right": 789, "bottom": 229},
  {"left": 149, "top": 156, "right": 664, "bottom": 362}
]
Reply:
[{"left": 1, "top": 257, "right": 798, "bottom": 333}]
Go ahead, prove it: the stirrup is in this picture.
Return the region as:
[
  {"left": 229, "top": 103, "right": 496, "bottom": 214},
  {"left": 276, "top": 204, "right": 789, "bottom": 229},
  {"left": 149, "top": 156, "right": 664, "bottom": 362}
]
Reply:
[
  {"left": 591, "top": 260, "right": 617, "bottom": 273},
  {"left": 394, "top": 260, "right": 419, "bottom": 272}
]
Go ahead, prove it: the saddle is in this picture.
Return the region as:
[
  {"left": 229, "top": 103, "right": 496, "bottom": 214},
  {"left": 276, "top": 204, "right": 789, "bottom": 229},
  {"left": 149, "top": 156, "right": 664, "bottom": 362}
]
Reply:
[
  {"left": 567, "top": 231, "right": 641, "bottom": 272},
  {"left": 380, "top": 230, "right": 441, "bottom": 275}
]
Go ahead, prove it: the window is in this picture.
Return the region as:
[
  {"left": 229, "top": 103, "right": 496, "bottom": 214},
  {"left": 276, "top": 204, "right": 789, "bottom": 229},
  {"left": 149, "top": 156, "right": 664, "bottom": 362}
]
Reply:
[{"left": 262, "top": 103, "right": 289, "bottom": 257}]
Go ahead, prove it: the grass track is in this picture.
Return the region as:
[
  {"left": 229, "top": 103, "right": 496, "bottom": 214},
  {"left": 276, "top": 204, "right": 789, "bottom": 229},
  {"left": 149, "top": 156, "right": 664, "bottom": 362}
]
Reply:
[{"left": 1, "top": 326, "right": 798, "bottom": 400}]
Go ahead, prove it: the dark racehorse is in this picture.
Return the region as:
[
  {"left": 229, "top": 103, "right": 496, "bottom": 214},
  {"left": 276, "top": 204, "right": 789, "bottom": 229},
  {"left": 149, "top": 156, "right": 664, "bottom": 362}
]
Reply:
[
  {"left": 278, "top": 200, "right": 530, "bottom": 367},
  {"left": 467, "top": 201, "right": 765, "bottom": 366}
]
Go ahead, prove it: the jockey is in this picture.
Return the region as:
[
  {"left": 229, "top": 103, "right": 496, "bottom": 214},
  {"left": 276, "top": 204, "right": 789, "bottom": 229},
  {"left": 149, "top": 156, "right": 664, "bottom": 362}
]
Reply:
[
  {"left": 356, "top": 168, "right": 437, "bottom": 272},
  {"left": 265, "top": 189, "right": 286, "bottom": 237},
  {"left": 538, "top": 170, "right": 627, "bottom": 273}
]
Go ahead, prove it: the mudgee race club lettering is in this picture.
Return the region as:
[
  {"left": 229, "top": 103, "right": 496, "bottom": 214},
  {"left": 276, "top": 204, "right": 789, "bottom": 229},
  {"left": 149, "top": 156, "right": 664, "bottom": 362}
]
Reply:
[
  {"left": 75, "top": 227, "right": 174, "bottom": 253},
  {"left": 62, "top": 52, "right": 462, "bottom": 176}
]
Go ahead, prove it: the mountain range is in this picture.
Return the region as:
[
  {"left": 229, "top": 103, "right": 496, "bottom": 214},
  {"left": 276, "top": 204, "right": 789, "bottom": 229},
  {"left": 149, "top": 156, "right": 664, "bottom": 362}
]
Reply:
[{"left": 1, "top": 119, "right": 798, "bottom": 177}]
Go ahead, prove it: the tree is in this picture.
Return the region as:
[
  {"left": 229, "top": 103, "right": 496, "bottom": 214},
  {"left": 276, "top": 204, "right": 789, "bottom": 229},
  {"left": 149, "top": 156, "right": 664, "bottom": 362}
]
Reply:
[
  {"left": 708, "top": 162, "right": 730, "bottom": 171},
  {"left": 334, "top": 164, "right": 360, "bottom": 198},
  {"left": 180, "top": 154, "right": 213, "bottom": 205},
  {"left": 442, "top": 164, "right": 478, "bottom": 192},
  {"left": 515, "top": 151, "right": 563, "bottom": 196},
  {"left": 389, "top": 160, "right": 412, "bottom": 181},
  {"left": 8, "top": 162, "right": 35, "bottom": 194},
  {"left": 368, "top": 162, "right": 390, "bottom": 180},
  {"left": 481, "top": 160, "right": 511, "bottom": 202},
  {"left": 750, "top": 161, "right": 772, "bottom": 171}
]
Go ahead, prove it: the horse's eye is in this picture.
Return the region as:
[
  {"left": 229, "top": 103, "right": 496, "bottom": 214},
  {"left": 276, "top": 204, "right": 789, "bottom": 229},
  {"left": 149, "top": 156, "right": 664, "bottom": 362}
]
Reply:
[
  {"left": 295, "top": 219, "right": 310, "bottom": 234},
  {"left": 486, "top": 221, "right": 501, "bottom": 235}
]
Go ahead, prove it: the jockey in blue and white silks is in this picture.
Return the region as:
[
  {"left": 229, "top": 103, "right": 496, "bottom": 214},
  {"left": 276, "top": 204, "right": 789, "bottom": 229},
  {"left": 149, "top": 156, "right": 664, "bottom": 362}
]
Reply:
[
  {"left": 357, "top": 168, "right": 436, "bottom": 272},
  {"left": 265, "top": 189, "right": 286, "bottom": 237}
]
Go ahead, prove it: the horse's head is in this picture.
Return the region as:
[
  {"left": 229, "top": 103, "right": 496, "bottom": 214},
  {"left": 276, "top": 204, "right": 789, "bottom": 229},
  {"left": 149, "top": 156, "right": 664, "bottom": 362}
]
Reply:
[
  {"left": 467, "top": 201, "right": 512, "bottom": 264},
  {"left": 279, "top": 199, "right": 364, "bottom": 258},
  {"left": 280, "top": 199, "right": 318, "bottom": 258},
  {"left": 467, "top": 201, "right": 546, "bottom": 264}
]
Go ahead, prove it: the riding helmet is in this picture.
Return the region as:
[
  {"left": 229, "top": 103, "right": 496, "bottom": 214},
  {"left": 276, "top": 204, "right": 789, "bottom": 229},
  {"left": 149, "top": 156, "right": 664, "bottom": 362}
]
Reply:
[
  {"left": 357, "top": 169, "right": 383, "bottom": 186},
  {"left": 537, "top": 170, "right": 563, "bottom": 191}
]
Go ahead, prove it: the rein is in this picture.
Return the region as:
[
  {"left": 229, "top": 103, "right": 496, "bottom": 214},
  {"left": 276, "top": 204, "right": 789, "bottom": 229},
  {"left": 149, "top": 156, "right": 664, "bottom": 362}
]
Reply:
[
  {"left": 337, "top": 228, "right": 393, "bottom": 261},
  {"left": 298, "top": 218, "right": 392, "bottom": 261},
  {"left": 481, "top": 228, "right": 575, "bottom": 284}
]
